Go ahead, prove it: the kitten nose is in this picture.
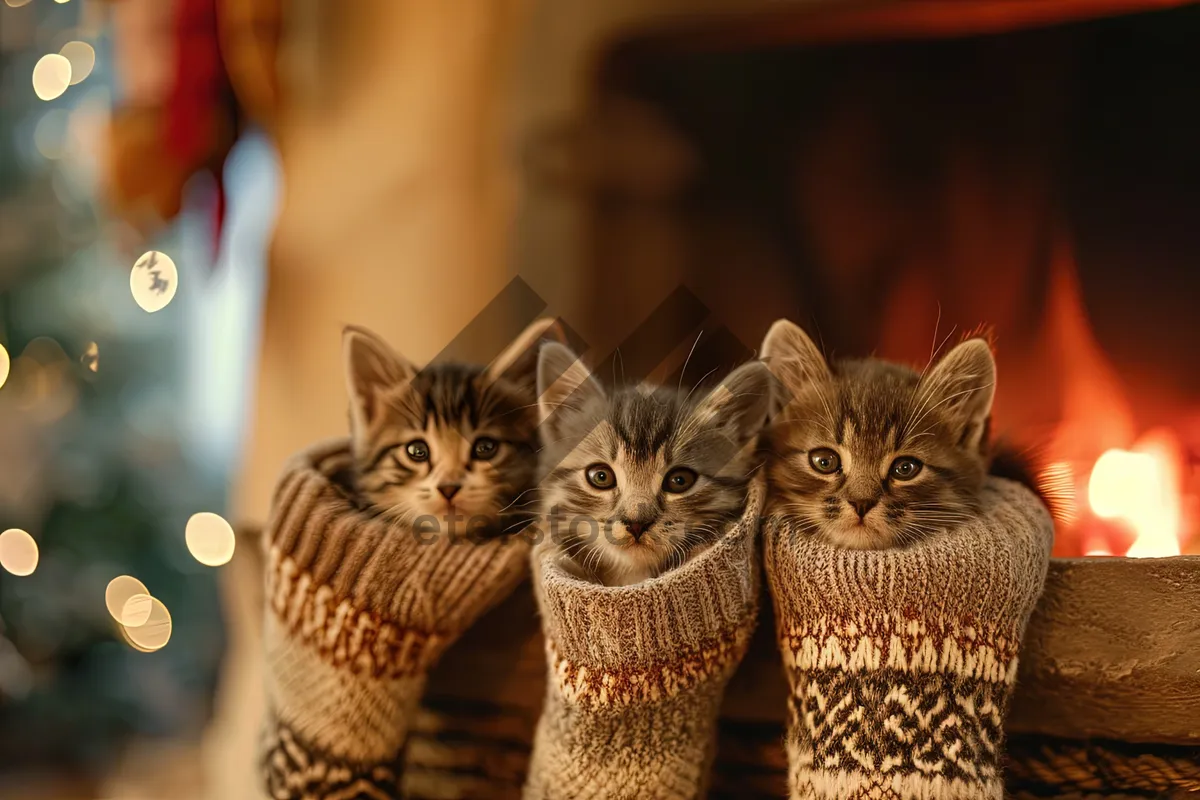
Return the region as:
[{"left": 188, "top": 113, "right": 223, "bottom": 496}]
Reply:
[
  {"left": 438, "top": 483, "right": 462, "bottom": 500},
  {"left": 622, "top": 517, "right": 656, "bottom": 541},
  {"left": 848, "top": 498, "right": 878, "bottom": 519}
]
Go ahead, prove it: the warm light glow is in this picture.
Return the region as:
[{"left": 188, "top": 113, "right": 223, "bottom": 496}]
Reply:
[
  {"left": 0, "top": 529, "right": 38, "bottom": 576},
  {"left": 1087, "top": 433, "right": 1182, "bottom": 558},
  {"left": 105, "top": 575, "right": 149, "bottom": 624},
  {"left": 120, "top": 593, "right": 154, "bottom": 628},
  {"left": 81, "top": 341, "right": 98, "bottom": 372},
  {"left": 130, "top": 251, "right": 178, "bottom": 312},
  {"left": 185, "top": 512, "right": 236, "bottom": 567},
  {"left": 0, "top": 343, "right": 9, "bottom": 389},
  {"left": 32, "top": 54, "right": 72, "bottom": 101},
  {"left": 60, "top": 41, "right": 95, "bottom": 85},
  {"left": 122, "top": 597, "right": 172, "bottom": 652},
  {"left": 4, "top": 0, "right": 34, "bottom": 8}
]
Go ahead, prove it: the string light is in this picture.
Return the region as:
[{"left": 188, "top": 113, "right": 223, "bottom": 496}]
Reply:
[
  {"left": 105, "top": 575, "right": 149, "bottom": 625},
  {"left": 120, "top": 593, "right": 154, "bottom": 628},
  {"left": 0, "top": 529, "right": 38, "bottom": 576},
  {"left": 59, "top": 41, "right": 95, "bottom": 85},
  {"left": 81, "top": 341, "right": 98, "bottom": 372},
  {"left": 129, "top": 251, "right": 178, "bottom": 312},
  {"left": 0, "top": 343, "right": 9, "bottom": 389},
  {"left": 122, "top": 597, "right": 172, "bottom": 652},
  {"left": 32, "top": 54, "right": 72, "bottom": 101},
  {"left": 185, "top": 512, "right": 236, "bottom": 567}
]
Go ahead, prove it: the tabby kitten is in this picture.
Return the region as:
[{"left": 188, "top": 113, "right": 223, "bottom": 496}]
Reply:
[
  {"left": 536, "top": 343, "right": 772, "bottom": 586},
  {"left": 761, "top": 318, "right": 996, "bottom": 550},
  {"left": 342, "top": 318, "right": 563, "bottom": 536}
]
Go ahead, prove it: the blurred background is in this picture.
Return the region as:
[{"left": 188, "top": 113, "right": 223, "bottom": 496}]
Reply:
[{"left": 1, "top": 0, "right": 1198, "bottom": 798}]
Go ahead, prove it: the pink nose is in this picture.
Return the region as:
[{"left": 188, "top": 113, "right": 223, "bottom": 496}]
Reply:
[{"left": 438, "top": 483, "right": 461, "bottom": 500}]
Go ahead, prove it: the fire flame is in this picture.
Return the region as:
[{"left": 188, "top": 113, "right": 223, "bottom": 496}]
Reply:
[{"left": 1086, "top": 431, "right": 1183, "bottom": 558}]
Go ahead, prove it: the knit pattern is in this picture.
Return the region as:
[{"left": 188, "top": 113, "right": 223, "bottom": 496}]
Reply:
[
  {"left": 260, "top": 438, "right": 530, "bottom": 800},
  {"left": 524, "top": 478, "right": 765, "bottom": 800},
  {"left": 764, "top": 478, "right": 1053, "bottom": 800}
]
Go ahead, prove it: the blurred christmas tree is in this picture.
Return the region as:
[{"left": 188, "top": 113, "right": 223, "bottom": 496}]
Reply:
[{"left": 0, "top": 0, "right": 226, "bottom": 777}]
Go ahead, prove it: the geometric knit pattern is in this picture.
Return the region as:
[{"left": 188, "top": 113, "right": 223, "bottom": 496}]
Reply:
[
  {"left": 765, "top": 478, "right": 1054, "bottom": 800},
  {"left": 524, "top": 478, "right": 766, "bottom": 800},
  {"left": 260, "top": 437, "right": 531, "bottom": 800}
]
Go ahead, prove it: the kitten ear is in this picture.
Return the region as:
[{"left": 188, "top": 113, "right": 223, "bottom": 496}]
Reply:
[
  {"left": 484, "top": 317, "right": 567, "bottom": 388},
  {"left": 922, "top": 338, "right": 996, "bottom": 448},
  {"left": 536, "top": 342, "right": 604, "bottom": 443},
  {"left": 760, "top": 319, "right": 830, "bottom": 402},
  {"left": 688, "top": 360, "right": 774, "bottom": 446},
  {"left": 343, "top": 326, "right": 416, "bottom": 437}
]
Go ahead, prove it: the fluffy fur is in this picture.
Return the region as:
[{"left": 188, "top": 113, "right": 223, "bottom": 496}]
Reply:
[
  {"left": 761, "top": 319, "right": 998, "bottom": 550},
  {"left": 535, "top": 342, "right": 772, "bottom": 586},
  {"left": 342, "top": 318, "right": 563, "bottom": 537}
]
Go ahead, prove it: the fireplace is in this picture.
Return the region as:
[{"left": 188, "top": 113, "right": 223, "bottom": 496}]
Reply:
[
  {"left": 498, "top": 1, "right": 1200, "bottom": 796},
  {"left": 525, "top": 1, "right": 1200, "bottom": 562}
]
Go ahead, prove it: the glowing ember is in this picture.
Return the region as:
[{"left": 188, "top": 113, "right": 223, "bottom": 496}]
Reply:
[{"left": 1086, "top": 431, "right": 1183, "bottom": 558}]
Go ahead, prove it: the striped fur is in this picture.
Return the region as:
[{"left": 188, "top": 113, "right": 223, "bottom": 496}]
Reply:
[
  {"left": 534, "top": 343, "right": 773, "bottom": 586},
  {"left": 342, "top": 320, "right": 562, "bottom": 538},
  {"left": 760, "top": 320, "right": 997, "bottom": 550}
]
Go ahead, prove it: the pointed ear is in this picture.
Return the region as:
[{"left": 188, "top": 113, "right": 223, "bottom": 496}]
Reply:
[
  {"left": 343, "top": 326, "right": 415, "bottom": 438},
  {"left": 687, "top": 360, "right": 774, "bottom": 446},
  {"left": 760, "top": 319, "right": 830, "bottom": 403},
  {"left": 484, "top": 317, "right": 566, "bottom": 389},
  {"left": 536, "top": 342, "right": 604, "bottom": 443},
  {"left": 921, "top": 338, "right": 996, "bottom": 448}
]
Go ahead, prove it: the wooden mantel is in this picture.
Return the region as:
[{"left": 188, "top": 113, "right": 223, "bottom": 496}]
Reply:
[{"left": 426, "top": 555, "right": 1200, "bottom": 742}]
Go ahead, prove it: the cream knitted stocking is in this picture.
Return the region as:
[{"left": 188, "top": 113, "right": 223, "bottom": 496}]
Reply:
[
  {"left": 764, "top": 478, "right": 1053, "bottom": 800},
  {"left": 260, "top": 439, "right": 529, "bottom": 800},
  {"left": 523, "top": 481, "right": 765, "bottom": 800}
]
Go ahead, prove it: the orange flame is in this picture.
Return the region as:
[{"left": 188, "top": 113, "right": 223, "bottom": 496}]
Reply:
[{"left": 1086, "top": 430, "right": 1184, "bottom": 558}]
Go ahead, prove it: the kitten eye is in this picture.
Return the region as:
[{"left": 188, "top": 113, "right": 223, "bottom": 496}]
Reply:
[
  {"left": 472, "top": 437, "right": 499, "bottom": 460},
  {"left": 405, "top": 440, "right": 430, "bottom": 462},
  {"left": 662, "top": 467, "right": 698, "bottom": 494},
  {"left": 585, "top": 463, "right": 616, "bottom": 490},
  {"left": 808, "top": 448, "right": 841, "bottom": 475},
  {"left": 889, "top": 457, "right": 923, "bottom": 481}
]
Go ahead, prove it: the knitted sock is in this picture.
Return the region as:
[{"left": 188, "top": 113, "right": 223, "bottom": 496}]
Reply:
[
  {"left": 260, "top": 439, "right": 529, "bottom": 800},
  {"left": 764, "top": 478, "right": 1053, "bottom": 800},
  {"left": 523, "top": 480, "right": 765, "bottom": 800}
]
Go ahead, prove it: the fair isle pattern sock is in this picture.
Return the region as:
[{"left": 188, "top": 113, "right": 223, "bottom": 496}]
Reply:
[
  {"left": 764, "top": 478, "right": 1053, "bottom": 800},
  {"left": 260, "top": 438, "right": 530, "bottom": 800},
  {"left": 523, "top": 480, "right": 765, "bottom": 800}
]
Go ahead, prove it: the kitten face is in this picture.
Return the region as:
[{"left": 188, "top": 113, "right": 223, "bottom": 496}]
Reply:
[
  {"left": 343, "top": 319, "right": 562, "bottom": 534},
  {"left": 536, "top": 343, "right": 771, "bottom": 586},
  {"left": 761, "top": 319, "right": 995, "bottom": 550}
]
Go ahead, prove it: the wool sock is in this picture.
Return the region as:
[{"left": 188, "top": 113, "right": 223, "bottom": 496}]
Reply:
[
  {"left": 260, "top": 439, "right": 530, "bottom": 800},
  {"left": 764, "top": 478, "right": 1053, "bottom": 800},
  {"left": 522, "top": 480, "right": 765, "bottom": 800}
]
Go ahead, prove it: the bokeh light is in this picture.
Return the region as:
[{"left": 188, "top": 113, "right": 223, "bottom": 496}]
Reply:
[
  {"left": 0, "top": 343, "right": 9, "bottom": 389},
  {"left": 0, "top": 528, "right": 39, "bottom": 576},
  {"left": 129, "top": 250, "right": 178, "bottom": 312},
  {"left": 81, "top": 340, "right": 98, "bottom": 372},
  {"left": 33, "top": 109, "right": 69, "bottom": 160},
  {"left": 120, "top": 593, "right": 154, "bottom": 628},
  {"left": 3, "top": 0, "right": 34, "bottom": 8},
  {"left": 105, "top": 575, "right": 149, "bottom": 624},
  {"left": 59, "top": 41, "right": 95, "bottom": 85},
  {"left": 185, "top": 512, "right": 236, "bottom": 567},
  {"left": 32, "top": 54, "right": 72, "bottom": 101},
  {"left": 122, "top": 596, "right": 172, "bottom": 652}
]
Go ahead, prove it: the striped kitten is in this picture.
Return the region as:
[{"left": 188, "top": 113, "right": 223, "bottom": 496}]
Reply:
[
  {"left": 342, "top": 318, "right": 563, "bottom": 536},
  {"left": 535, "top": 343, "right": 772, "bottom": 586},
  {"left": 761, "top": 319, "right": 997, "bottom": 550}
]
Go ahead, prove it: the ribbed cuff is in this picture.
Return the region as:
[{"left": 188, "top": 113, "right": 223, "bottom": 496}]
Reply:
[{"left": 532, "top": 478, "right": 763, "bottom": 705}]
